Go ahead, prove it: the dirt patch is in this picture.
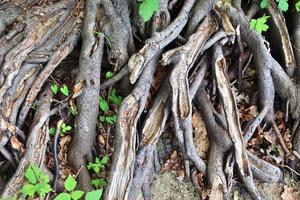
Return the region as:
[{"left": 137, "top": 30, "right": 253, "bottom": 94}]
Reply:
[{"left": 137, "top": 171, "right": 200, "bottom": 200}]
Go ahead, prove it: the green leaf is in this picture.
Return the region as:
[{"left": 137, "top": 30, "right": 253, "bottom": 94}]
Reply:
[
  {"left": 250, "top": 15, "right": 270, "bottom": 34},
  {"left": 109, "top": 89, "right": 122, "bottom": 106},
  {"left": 69, "top": 106, "right": 78, "bottom": 116},
  {"left": 64, "top": 175, "right": 77, "bottom": 192},
  {"left": 85, "top": 189, "right": 103, "bottom": 200},
  {"left": 35, "top": 182, "right": 52, "bottom": 197},
  {"left": 277, "top": 0, "right": 288, "bottom": 11},
  {"left": 71, "top": 190, "right": 84, "bottom": 200},
  {"left": 296, "top": 1, "right": 300, "bottom": 11},
  {"left": 25, "top": 165, "right": 38, "bottom": 184},
  {"left": 21, "top": 184, "right": 36, "bottom": 197},
  {"left": 99, "top": 116, "right": 106, "bottom": 122},
  {"left": 260, "top": 0, "right": 268, "bottom": 8},
  {"left": 49, "top": 127, "right": 56, "bottom": 136},
  {"left": 105, "top": 71, "right": 114, "bottom": 79},
  {"left": 60, "top": 123, "right": 72, "bottom": 134},
  {"left": 40, "top": 173, "right": 50, "bottom": 183},
  {"left": 51, "top": 84, "right": 58, "bottom": 94},
  {"left": 139, "top": 0, "right": 160, "bottom": 22},
  {"left": 60, "top": 85, "right": 69, "bottom": 96},
  {"left": 105, "top": 115, "right": 117, "bottom": 124},
  {"left": 91, "top": 179, "right": 106, "bottom": 189},
  {"left": 99, "top": 97, "right": 109, "bottom": 112},
  {"left": 54, "top": 192, "right": 72, "bottom": 200},
  {"left": 100, "top": 155, "right": 109, "bottom": 165}
]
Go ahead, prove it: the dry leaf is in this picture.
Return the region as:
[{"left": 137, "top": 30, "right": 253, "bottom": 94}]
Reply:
[
  {"left": 98, "top": 134, "right": 106, "bottom": 145},
  {"left": 10, "top": 135, "right": 24, "bottom": 153},
  {"left": 281, "top": 185, "right": 297, "bottom": 200}
]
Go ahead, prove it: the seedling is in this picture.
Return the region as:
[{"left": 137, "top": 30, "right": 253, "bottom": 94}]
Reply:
[
  {"left": 85, "top": 189, "right": 103, "bottom": 200},
  {"left": 260, "top": 0, "right": 288, "bottom": 11},
  {"left": 54, "top": 175, "right": 84, "bottom": 200},
  {"left": 99, "top": 97, "right": 109, "bottom": 112},
  {"left": 51, "top": 84, "right": 58, "bottom": 94},
  {"left": 105, "top": 71, "right": 113, "bottom": 79},
  {"left": 87, "top": 155, "right": 109, "bottom": 174},
  {"left": 109, "top": 89, "right": 122, "bottom": 107},
  {"left": 69, "top": 105, "right": 78, "bottom": 116},
  {"left": 60, "top": 85, "right": 69, "bottom": 96},
  {"left": 250, "top": 15, "right": 270, "bottom": 34},
  {"left": 91, "top": 178, "right": 106, "bottom": 189},
  {"left": 49, "top": 127, "right": 56, "bottom": 136},
  {"left": 276, "top": 0, "right": 288, "bottom": 11},
  {"left": 21, "top": 164, "right": 52, "bottom": 198},
  {"left": 139, "top": 0, "right": 159, "bottom": 22},
  {"left": 54, "top": 175, "right": 103, "bottom": 200},
  {"left": 60, "top": 122, "right": 72, "bottom": 136}
]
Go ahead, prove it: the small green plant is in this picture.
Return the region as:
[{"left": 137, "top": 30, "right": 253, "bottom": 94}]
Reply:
[
  {"left": 21, "top": 164, "right": 52, "bottom": 198},
  {"left": 98, "top": 89, "right": 122, "bottom": 125},
  {"left": 60, "top": 122, "right": 72, "bottom": 136},
  {"left": 105, "top": 71, "right": 114, "bottom": 79},
  {"left": 49, "top": 127, "right": 56, "bottom": 136},
  {"left": 109, "top": 89, "right": 122, "bottom": 107},
  {"left": 260, "top": 0, "right": 288, "bottom": 11},
  {"left": 85, "top": 189, "right": 103, "bottom": 200},
  {"left": 296, "top": 1, "right": 300, "bottom": 11},
  {"left": 139, "top": 0, "right": 160, "bottom": 22},
  {"left": 87, "top": 155, "right": 109, "bottom": 174},
  {"left": 69, "top": 105, "right": 78, "bottom": 116},
  {"left": 91, "top": 178, "right": 106, "bottom": 189},
  {"left": 99, "top": 97, "right": 109, "bottom": 112},
  {"left": 54, "top": 175, "right": 84, "bottom": 200},
  {"left": 51, "top": 84, "right": 58, "bottom": 94},
  {"left": 60, "top": 85, "right": 69, "bottom": 96},
  {"left": 250, "top": 14, "right": 270, "bottom": 34},
  {"left": 276, "top": 0, "right": 289, "bottom": 11}
]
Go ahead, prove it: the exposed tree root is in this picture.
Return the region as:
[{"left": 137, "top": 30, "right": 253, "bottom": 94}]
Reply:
[{"left": 0, "top": 0, "right": 299, "bottom": 199}]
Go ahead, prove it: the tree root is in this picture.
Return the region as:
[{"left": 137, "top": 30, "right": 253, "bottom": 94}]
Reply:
[
  {"left": 1, "top": 84, "right": 52, "bottom": 198},
  {"left": 0, "top": 1, "right": 298, "bottom": 199},
  {"left": 68, "top": 0, "right": 104, "bottom": 191}
]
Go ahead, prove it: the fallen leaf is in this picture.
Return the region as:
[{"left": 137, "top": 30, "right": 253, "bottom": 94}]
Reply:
[
  {"left": 98, "top": 134, "right": 105, "bottom": 145},
  {"left": 10, "top": 135, "right": 24, "bottom": 154}
]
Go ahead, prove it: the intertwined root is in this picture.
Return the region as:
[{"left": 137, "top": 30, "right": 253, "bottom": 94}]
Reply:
[{"left": 0, "top": 0, "right": 299, "bottom": 199}]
